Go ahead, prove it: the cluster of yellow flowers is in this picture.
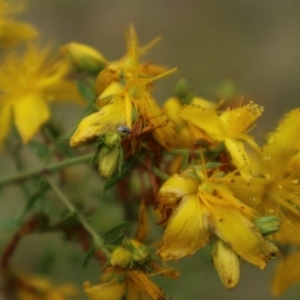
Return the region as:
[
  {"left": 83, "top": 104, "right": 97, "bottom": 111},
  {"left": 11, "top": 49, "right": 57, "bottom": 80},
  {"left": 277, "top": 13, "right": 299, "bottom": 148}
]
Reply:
[{"left": 1, "top": 0, "right": 300, "bottom": 299}]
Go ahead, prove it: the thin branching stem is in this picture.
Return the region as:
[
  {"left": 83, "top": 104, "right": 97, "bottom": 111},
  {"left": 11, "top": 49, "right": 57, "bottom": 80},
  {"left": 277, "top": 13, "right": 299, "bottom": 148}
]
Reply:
[
  {"left": 0, "top": 153, "right": 94, "bottom": 187},
  {"left": 45, "top": 175, "right": 111, "bottom": 258}
]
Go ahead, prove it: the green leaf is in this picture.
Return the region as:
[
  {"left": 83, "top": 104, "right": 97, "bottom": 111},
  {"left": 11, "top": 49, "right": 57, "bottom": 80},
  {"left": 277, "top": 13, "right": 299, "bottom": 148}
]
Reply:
[
  {"left": 81, "top": 245, "right": 95, "bottom": 270},
  {"left": 76, "top": 81, "right": 96, "bottom": 103},
  {"left": 102, "top": 222, "right": 131, "bottom": 241},
  {"left": 28, "top": 141, "right": 49, "bottom": 160},
  {"left": 102, "top": 160, "right": 135, "bottom": 195},
  {"left": 19, "top": 180, "right": 49, "bottom": 221}
]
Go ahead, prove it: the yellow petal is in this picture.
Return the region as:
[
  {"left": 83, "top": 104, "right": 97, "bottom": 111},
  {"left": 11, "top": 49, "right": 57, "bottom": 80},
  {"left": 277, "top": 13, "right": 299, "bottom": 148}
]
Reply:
[
  {"left": 163, "top": 97, "right": 184, "bottom": 126},
  {"left": 13, "top": 94, "right": 50, "bottom": 143},
  {"left": 219, "top": 102, "right": 262, "bottom": 139},
  {"left": 127, "top": 271, "right": 166, "bottom": 300},
  {"left": 135, "top": 200, "right": 150, "bottom": 242},
  {"left": 158, "top": 174, "right": 198, "bottom": 209},
  {"left": 0, "top": 103, "right": 12, "bottom": 147},
  {"left": 211, "top": 207, "right": 273, "bottom": 269},
  {"left": 227, "top": 176, "right": 268, "bottom": 207},
  {"left": 41, "top": 80, "right": 83, "bottom": 104},
  {"left": 225, "top": 138, "right": 252, "bottom": 182},
  {"left": 84, "top": 281, "right": 125, "bottom": 300},
  {"left": 262, "top": 108, "right": 300, "bottom": 178},
  {"left": 0, "top": 21, "right": 38, "bottom": 47},
  {"left": 158, "top": 194, "right": 213, "bottom": 260},
  {"left": 70, "top": 96, "right": 126, "bottom": 147},
  {"left": 179, "top": 105, "right": 227, "bottom": 140},
  {"left": 138, "top": 87, "right": 177, "bottom": 150},
  {"left": 272, "top": 213, "right": 300, "bottom": 246},
  {"left": 271, "top": 251, "right": 300, "bottom": 297},
  {"left": 190, "top": 97, "right": 215, "bottom": 109}
]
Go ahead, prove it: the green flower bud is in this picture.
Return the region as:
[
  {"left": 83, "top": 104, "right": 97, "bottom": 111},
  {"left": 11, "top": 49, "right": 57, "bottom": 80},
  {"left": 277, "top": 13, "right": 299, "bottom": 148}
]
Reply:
[
  {"left": 127, "top": 240, "right": 150, "bottom": 266},
  {"left": 212, "top": 239, "right": 240, "bottom": 290},
  {"left": 62, "top": 42, "right": 107, "bottom": 73},
  {"left": 103, "top": 132, "right": 121, "bottom": 147},
  {"left": 110, "top": 247, "right": 132, "bottom": 269},
  {"left": 98, "top": 146, "right": 120, "bottom": 178},
  {"left": 254, "top": 216, "right": 281, "bottom": 236}
]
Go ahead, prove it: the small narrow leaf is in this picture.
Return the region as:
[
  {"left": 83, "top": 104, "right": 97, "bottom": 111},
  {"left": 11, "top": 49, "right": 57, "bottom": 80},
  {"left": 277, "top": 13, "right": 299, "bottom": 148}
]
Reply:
[
  {"left": 102, "top": 221, "right": 131, "bottom": 240},
  {"left": 76, "top": 81, "right": 96, "bottom": 102},
  {"left": 81, "top": 245, "right": 95, "bottom": 270},
  {"left": 19, "top": 180, "right": 49, "bottom": 221}
]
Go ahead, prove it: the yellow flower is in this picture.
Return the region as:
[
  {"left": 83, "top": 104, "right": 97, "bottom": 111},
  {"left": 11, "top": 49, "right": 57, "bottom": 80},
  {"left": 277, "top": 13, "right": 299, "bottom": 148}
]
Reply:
[
  {"left": 84, "top": 268, "right": 167, "bottom": 300},
  {"left": 157, "top": 165, "right": 276, "bottom": 269},
  {"left": 228, "top": 109, "right": 300, "bottom": 244},
  {"left": 179, "top": 102, "right": 263, "bottom": 181},
  {"left": 0, "top": 0, "right": 38, "bottom": 47},
  {"left": 0, "top": 44, "right": 81, "bottom": 146},
  {"left": 71, "top": 25, "right": 177, "bottom": 150},
  {"left": 13, "top": 272, "right": 76, "bottom": 300}
]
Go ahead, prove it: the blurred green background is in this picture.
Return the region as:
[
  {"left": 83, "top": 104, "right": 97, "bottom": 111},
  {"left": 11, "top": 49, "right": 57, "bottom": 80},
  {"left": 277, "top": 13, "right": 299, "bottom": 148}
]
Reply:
[{"left": 1, "top": 0, "right": 300, "bottom": 299}]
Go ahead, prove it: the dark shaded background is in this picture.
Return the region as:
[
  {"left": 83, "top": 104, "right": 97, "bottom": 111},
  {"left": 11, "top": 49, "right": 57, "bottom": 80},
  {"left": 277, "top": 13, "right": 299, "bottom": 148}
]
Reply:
[{"left": 1, "top": 0, "right": 300, "bottom": 299}]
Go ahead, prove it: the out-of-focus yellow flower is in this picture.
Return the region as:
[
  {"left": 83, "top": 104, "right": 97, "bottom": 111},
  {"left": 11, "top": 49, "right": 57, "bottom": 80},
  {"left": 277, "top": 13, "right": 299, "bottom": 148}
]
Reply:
[
  {"left": 111, "top": 24, "right": 166, "bottom": 78},
  {"left": 0, "top": 44, "right": 82, "bottom": 146},
  {"left": 0, "top": 0, "right": 38, "bottom": 47},
  {"left": 271, "top": 251, "right": 300, "bottom": 297},
  {"left": 157, "top": 165, "right": 276, "bottom": 270},
  {"left": 84, "top": 266, "right": 176, "bottom": 300},
  {"left": 179, "top": 102, "right": 263, "bottom": 181},
  {"left": 14, "top": 272, "right": 76, "bottom": 300}
]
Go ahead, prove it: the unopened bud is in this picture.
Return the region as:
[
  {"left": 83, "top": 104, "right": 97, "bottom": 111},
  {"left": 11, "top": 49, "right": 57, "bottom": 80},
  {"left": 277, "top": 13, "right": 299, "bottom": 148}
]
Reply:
[
  {"left": 103, "top": 132, "right": 121, "bottom": 147},
  {"left": 98, "top": 146, "right": 120, "bottom": 178},
  {"left": 127, "top": 239, "right": 150, "bottom": 266},
  {"left": 174, "top": 79, "right": 193, "bottom": 105},
  {"left": 62, "top": 42, "right": 107, "bottom": 73},
  {"left": 95, "top": 65, "right": 123, "bottom": 97},
  {"left": 212, "top": 239, "right": 240, "bottom": 290},
  {"left": 254, "top": 216, "right": 281, "bottom": 236},
  {"left": 110, "top": 247, "right": 132, "bottom": 269}
]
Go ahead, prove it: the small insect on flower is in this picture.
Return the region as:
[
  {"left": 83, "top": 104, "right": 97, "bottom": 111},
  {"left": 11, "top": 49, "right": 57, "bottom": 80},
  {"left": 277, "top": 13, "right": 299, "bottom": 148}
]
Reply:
[{"left": 117, "top": 125, "right": 132, "bottom": 136}]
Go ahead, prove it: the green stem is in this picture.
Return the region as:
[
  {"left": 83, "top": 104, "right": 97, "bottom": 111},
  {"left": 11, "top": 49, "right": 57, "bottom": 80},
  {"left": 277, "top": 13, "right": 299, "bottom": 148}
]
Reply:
[
  {"left": 45, "top": 175, "right": 110, "bottom": 258},
  {"left": 0, "top": 153, "right": 94, "bottom": 187}
]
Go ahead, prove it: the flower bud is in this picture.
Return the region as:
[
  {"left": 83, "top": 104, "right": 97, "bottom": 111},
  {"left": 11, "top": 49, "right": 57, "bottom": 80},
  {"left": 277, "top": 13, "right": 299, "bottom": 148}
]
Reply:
[
  {"left": 254, "top": 216, "right": 281, "bottom": 236},
  {"left": 98, "top": 146, "right": 120, "bottom": 178},
  {"left": 95, "top": 65, "right": 123, "bottom": 97},
  {"left": 174, "top": 79, "right": 192, "bottom": 105},
  {"left": 110, "top": 247, "right": 132, "bottom": 269},
  {"left": 62, "top": 42, "right": 107, "bottom": 73},
  {"left": 128, "top": 240, "right": 150, "bottom": 266},
  {"left": 103, "top": 132, "right": 121, "bottom": 147},
  {"left": 212, "top": 239, "right": 240, "bottom": 290}
]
